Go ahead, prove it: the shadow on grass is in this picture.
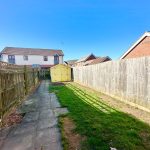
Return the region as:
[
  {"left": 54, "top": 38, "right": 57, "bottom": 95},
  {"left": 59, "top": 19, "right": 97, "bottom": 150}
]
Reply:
[{"left": 50, "top": 84, "right": 150, "bottom": 150}]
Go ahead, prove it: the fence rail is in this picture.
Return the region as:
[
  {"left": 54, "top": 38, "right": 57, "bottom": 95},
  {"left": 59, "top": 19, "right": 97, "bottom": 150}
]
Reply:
[
  {"left": 0, "top": 61, "right": 40, "bottom": 122},
  {"left": 73, "top": 57, "right": 150, "bottom": 110}
]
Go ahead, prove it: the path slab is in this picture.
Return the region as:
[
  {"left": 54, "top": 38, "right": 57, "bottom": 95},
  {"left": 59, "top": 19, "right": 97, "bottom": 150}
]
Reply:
[
  {"left": 2, "top": 133, "right": 34, "bottom": 150},
  {"left": 23, "top": 112, "right": 39, "bottom": 123},
  {"left": 54, "top": 108, "right": 69, "bottom": 117},
  {"left": 37, "top": 117, "right": 57, "bottom": 130}
]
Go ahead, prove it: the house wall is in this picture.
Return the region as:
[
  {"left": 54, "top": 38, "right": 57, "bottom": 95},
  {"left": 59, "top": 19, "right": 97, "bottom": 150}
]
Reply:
[
  {"left": 59, "top": 56, "right": 63, "bottom": 64},
  {"left": 123, "top": 36, "right": 150, "bottom": 59},
  {"left": 1, "top": 54, "right": 63, "bottom": 65},
  {"left": 73, "top": 57, "right": 150, "bottom": 110},
  {"left": 75, "top": 62, "right": 84, "bottom": 66},
  {"left": 1, "top": 54, "right": 8, "bottom": 62}
]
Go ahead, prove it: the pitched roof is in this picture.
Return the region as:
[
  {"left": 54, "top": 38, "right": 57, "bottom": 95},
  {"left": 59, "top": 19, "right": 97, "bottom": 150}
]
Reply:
[
  {"left": 120, "top": 32, "right": 150, "bottom": 59},
  {"left": 76, "top": 53, "right": 96, "bottom": 63},
  {"left": 1, "top": 47, "right": 64, "bottom": 56},
  {"left": 65, "top": 59, "right": 78, "bottom": 65},
  {"left": 89, "top": 56, "right": 111, "bottom": 65},
  {"left": 84, "top": 60, "right": 94, "bottom": 66}
]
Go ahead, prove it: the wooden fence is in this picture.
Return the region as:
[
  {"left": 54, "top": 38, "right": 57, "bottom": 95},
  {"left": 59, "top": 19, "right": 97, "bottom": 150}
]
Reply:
[
  {"left": 73, "top": 57, "right": 150, "bottom": 110},
  {"left": 0, "top": 61, "right": 39, "bottom": 122}
]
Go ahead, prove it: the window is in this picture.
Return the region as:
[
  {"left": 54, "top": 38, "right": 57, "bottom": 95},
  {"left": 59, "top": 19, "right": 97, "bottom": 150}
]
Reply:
[
  {"left": 54, "top": 54, "right": 59, "bottom": 64},
  {"left": 8, "top": 55, "right": 15, "bottom": 64},
  {"left": 0, "top": 54, "right": 2, "bottom": 61},
  {"left": 23, "top": 55, "right": 28, "bottom": 61},
  {"left": 43, "top": 56, "right": 48, "bottom": 61}
]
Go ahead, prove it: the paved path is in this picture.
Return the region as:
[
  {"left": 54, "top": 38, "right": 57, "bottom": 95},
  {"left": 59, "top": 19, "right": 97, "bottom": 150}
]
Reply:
[{"left": 0, "top": 80, "right": 68, "bottom": 150}]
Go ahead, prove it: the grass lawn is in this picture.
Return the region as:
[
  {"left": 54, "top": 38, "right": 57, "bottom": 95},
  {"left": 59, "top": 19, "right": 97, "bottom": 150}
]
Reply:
[{"left": 50, "top": 83, "right": 150, "bottom": 150}]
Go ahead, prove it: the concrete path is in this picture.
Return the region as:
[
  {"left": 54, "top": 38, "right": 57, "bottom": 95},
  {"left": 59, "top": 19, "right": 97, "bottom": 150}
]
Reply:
[{"left": 0, "top": 80, "right": 68, "bottom": 150}]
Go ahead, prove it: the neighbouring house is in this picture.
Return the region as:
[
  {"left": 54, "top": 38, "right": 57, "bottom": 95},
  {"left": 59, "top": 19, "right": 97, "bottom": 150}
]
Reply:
[
  {"left": 64, "top": 59, "right": 78, "bottom": 67},
  {"left": 87, "top": 56, "right": 111, "bottom": 65},
  {"left": 74, "top": 53, "right": 111, "bottom": 66},
  {"left": 74, "top": 53, "right": 96, "bottom": 66},
  {"left": 120, "top": 31, "right": 150, "bottom": 59},
  {"left": 0, "top": 47, "right": 64, "bottom": 68},
  {"left": 50, "top": 64, "right": 71, "bottom": 82}
]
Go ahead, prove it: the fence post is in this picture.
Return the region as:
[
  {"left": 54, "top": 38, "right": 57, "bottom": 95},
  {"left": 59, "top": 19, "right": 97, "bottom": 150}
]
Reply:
[
  {"left": 24, "top": 65, "right": 28, "bottom": 95},
  {"left": 0, "top": 84, "right": 2, "bottom": 127},
  {"left": 37, "top": 69, "right": 40, "bottom": 81},
  {"left": 32, "top": 68, "right": 35, "bottom": 86}
]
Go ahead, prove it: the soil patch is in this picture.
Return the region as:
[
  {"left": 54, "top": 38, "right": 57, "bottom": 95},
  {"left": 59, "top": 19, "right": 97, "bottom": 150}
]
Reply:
[
  {"left": 2, "top": 109, "right": 24, "bottom": 128},
  {"left": 52, "top": 82, "right": 65, "bottom": 86},
  {"left": 139, "top": 131, "right": 150, "bottom": 149},
  {"left": 60, "top": 116, "right": 85, "bottom": 150}
]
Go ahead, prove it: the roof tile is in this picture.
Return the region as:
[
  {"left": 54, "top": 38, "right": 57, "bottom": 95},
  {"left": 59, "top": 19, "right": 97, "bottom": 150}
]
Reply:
[
  {"left": 1, "top": 47, "right": 64, "bottom": 56},
  {"left": 89, "top": 56, "right": 111, "bottom": 65}
]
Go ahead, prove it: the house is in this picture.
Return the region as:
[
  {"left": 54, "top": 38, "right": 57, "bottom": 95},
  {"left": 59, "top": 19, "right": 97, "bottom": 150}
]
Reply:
[
  {"left": 0, "top": 47, "right": 64, "bottom": 68},
  {"left": 87, "top": 56, "right": 111, "bottom": 65},
  {"left": 64, "top": 59, "right": 78, "bottom": 67},
  {"left": 74, "top": 53, "right": 111, "bottom": 66},
  {"left": 120, "top": 32, "right": 150, "bottom": 59},
  {"left": 74, "top": 53, "right": 96, "bottom": 66}
]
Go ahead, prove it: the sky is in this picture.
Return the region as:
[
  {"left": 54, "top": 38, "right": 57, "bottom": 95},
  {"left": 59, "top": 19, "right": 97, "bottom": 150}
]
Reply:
[{"left": 0, "top": 0, "right": 150, "bottom": 60}]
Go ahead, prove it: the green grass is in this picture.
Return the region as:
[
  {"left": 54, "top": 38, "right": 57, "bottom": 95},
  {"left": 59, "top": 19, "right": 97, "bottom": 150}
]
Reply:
[{"left": 50, "top": 83, "right": 150, "bottom": 150}]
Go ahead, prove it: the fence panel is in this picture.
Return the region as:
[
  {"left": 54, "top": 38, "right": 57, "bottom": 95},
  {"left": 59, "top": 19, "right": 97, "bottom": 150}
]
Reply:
[
  {"left": 0, "top": 61, "right": 40, "bottom": 122},
  {"left": 73, "top": 57, "right": 150, "bottom": 110}
]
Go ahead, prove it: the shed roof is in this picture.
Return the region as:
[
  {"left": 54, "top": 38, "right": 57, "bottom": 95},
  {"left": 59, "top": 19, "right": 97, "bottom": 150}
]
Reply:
[
  {"left": 51, "top": 64, "right": 71, "bottom": 69},
  {"left": 1, "top": 47, "right": 64, "bottom": 56}
]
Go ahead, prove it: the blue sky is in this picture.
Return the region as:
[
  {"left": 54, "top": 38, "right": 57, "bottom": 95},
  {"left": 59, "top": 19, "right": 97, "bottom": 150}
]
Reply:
[{"left": 0, "top": 0, "right": 150, "bottom": 60}]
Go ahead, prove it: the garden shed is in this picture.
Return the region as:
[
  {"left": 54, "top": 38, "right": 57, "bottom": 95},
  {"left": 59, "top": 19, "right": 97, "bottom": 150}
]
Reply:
[{"left": 50, "top": 64, "right": 71, "bottom": 82}]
